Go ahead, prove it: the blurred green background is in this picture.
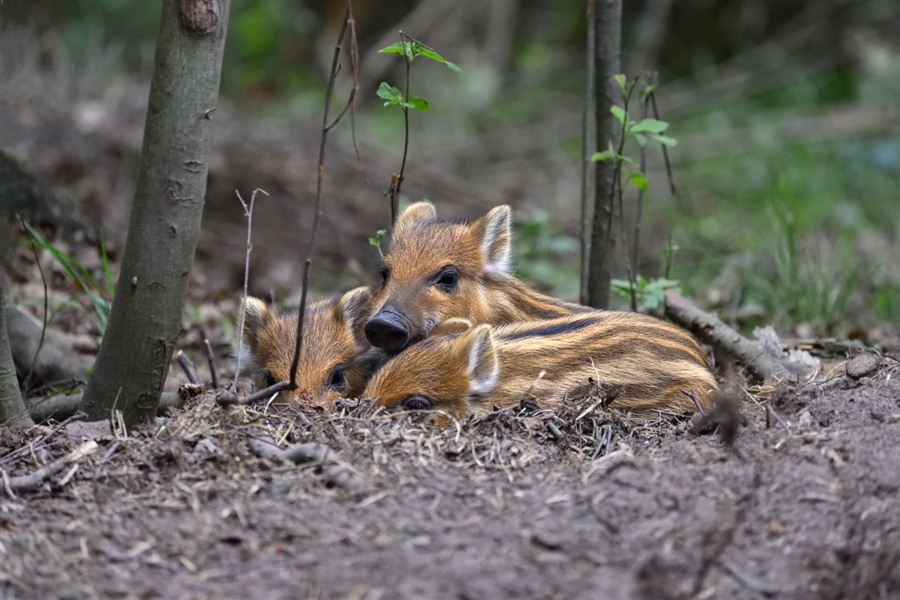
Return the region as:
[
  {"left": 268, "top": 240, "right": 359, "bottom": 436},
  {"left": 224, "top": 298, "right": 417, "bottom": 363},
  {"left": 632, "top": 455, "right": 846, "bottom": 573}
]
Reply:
[{"left": 3, "top": 0, "right": 898, "bottom": 337}]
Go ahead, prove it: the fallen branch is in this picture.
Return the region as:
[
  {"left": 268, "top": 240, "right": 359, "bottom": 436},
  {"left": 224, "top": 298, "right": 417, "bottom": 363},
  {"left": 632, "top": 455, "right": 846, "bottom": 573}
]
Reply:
[
  {"left": 2, "top": 439, "right": 99, "bottom": 496},
  {"left": 665, "top": 289, "right": 794, "bottom": 384},
  {"left": 246, "top": 435, "right": 366, "bottom": 493},
  {"left": 27, "top": 391, "right": 183, "bottom": 424},
  {"left": 5, "top": 306, "right": 94, "bottom": 385}
]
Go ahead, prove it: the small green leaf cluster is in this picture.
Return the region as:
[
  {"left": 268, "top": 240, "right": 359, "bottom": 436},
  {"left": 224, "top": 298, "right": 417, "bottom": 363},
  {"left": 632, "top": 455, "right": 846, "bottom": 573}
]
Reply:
[
  {"left": 377, "top": 40, "right": 461, "bottom": 112},
  {"left": 368, "top": 229, "right": 387, "bottom": 258},
  {"left": 591, "top": 74, "right": 677, "bottom": 192},
  {"left": 611, "top": 276, "right": 680, "bottom": 311}
]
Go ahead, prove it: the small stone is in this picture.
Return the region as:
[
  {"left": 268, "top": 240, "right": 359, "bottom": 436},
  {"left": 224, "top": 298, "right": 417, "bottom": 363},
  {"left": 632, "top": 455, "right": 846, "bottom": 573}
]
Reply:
[{"left": 845, "top": 353, "right": 881, "bottom": 379}]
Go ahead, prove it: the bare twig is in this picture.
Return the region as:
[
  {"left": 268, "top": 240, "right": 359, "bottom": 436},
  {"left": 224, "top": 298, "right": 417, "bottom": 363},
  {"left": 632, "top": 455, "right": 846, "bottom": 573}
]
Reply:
[
  {"left": 203, "top": 338, "right": 219, "bottom": 390},
  {"left": 175, "top": 350, "right": 200, "bottom": 385},
  {"left": 233, "top": 188, "right": 267, "bottom": 387},
  {"left": 246, "top": 434, "right": 366, "bottom": 492},
  {"left": 650, "top": 91, "right": 677, "bottom": 197},
  {"left": 217, "top": 380, "right": 294, "bottom": 407},
  {"left": 2, "top": 440, "right": 99, "bottom": 496},
  {"left": 0, "top": 410, "right": 86, "bottom": 466},
  {"left": 766, "top": 403, "right": 792, "bottom": 436},
  {"left": 289, "top": 10, "right": 351, "bottom": 388},
  {"left": 23, "top": 240, "right": 49, "bottom": 394}
]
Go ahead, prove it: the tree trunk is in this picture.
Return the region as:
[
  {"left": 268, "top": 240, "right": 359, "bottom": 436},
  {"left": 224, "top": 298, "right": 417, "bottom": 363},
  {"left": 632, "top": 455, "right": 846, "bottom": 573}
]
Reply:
[
  {"left": 80, "top": 0, "right": 230, "bottom": 426},
  {"left": 1, "top": 271, "right": 35, "bottom": 430},
  {"left": 583, "top": 0, "right": 621, "bottom": 309},
  {"left": 579, "top": 0, "right": 598, "bottom": 305}
]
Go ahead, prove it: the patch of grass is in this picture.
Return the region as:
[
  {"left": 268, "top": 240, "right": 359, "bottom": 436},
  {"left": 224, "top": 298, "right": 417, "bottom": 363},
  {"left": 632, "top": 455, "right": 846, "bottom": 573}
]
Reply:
[
  {"left": 658, "top": 132, "right": 898, "bottom": 335},
  {"left": 22, "top": 221, "right": 115, "bottom": 332}
]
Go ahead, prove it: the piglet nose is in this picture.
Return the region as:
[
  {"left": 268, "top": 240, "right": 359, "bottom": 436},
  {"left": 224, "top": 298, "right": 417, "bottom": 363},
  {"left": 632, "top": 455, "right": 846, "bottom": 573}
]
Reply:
[{"left": 365, "top": 310, "right": 410, "bottom": 353}]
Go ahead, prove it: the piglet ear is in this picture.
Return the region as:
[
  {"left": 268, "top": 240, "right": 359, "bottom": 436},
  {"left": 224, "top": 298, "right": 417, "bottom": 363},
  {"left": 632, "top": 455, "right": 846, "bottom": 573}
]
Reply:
[
  {"left": 469, "top": 205, "right": 511, "bottom": 275},
  {"left": 237, "top": 297, "right": 274, "bottom": 359},
  {"left": 335, "top": 286, "right": 374, "bottom": 354},
  {"left": 431, "top": 318, "right": 473, "bottom": 337},
  {"left": 464, "top": 325, "right": 499, "bottom": 397},
  {"left": 396, "top": 202, "right": 437, "bottom": 231}
]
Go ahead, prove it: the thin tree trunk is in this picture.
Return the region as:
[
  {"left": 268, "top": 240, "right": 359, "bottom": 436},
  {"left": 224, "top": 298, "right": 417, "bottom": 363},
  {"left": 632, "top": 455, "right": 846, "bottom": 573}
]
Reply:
[
  {"left": 1, "top": 271, "right": 35, "bottom": 430},
  {"left": 579, "top": 0, "right": 598, "bottom": 305},
  {"left": 584, "top": 0, "right": 622, "bottom": 309},
  {"left": 80, "top": 0, "right": 230, "bottom": 426}
]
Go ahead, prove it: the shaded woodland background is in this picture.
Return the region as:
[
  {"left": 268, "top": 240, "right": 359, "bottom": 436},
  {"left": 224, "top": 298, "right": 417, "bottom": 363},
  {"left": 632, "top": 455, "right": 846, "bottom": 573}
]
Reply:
[{"left": 2, "top": 0, "right": 898, "bottom": 340}]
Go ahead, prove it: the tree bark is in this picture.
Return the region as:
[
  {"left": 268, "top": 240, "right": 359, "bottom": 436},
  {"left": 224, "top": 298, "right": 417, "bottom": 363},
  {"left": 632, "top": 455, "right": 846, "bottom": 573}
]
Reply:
[
  {"left": 80, "top": 0, "right": 230, "bottom": 426},
  {"left": 579, "top": 0, "right": 598, "bottom": 305},
  {"left": 583, "top": 0, "right": 621, "bottom": 309},
  {"left": 1, "top": 271, "right": 35, "bottom": 430}
]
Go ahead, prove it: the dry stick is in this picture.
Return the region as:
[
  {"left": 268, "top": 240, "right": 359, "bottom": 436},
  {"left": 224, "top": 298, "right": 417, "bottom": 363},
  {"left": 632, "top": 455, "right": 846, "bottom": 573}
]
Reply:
[
  {"left": 22, "top": 240, "right": 49, "bottom": 394},
  {"left": 664, "top": 289, "right": 795, "bottom": 384},
  {"left": 0, "top": 410, "right": 86, "bottom": 466},
  {"left": 2, "top": 440, "right": 99, "bottom": 496},
  {"left": 328, "top": 0, "right": 362, "bottom": 168},
  {"left": 218, "top": 380, "right": 293, "bottom": 407},
  {"left": 245, "top": 435, "right": 365, "bottom": 492},
  {"left": 203, "top": 338, "right": 219, "bottom": 390},
  {"left": 175, "top": 350, "right": 200, "bottom": 385},
  {"left": 233, "top": 188, "right": 267, "bottom": 387},
  {"left": 2, "top": 458, "right": 68, "bottom": 496},
  {"left": 766, "top": 403, "right": 792, "bottom": 436},
  {"left": 27, "top": 391, "right": 183, "bottom": 424},
  {"left": 288, "top": 9, "right": 353, "bottom": 388}
]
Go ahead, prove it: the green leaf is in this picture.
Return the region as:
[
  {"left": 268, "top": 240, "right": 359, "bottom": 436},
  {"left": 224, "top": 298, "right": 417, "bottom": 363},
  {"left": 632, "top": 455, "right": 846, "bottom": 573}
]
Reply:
[
  {"left": 650, "top": 134, "right": 678, "bottom": 147},
  {"left": 610, "top": 105, "right": 627, "bottom": 125},
  {"left": 614, "top": 74, "right": 627, "bottom": 94},
  {"left": 630, "top": 118, "right": 669, "bottom": 134},
  {"left": 417, "top": 47, "right": 462, "bottom": 71},
  {"left": 377, "top": 82, "right": 403, "bottom": 106},
  {"left": 619, "top": 155, "right": 639, "bottom": 168},
  {"left": 591, "top": 150, "right": 613, "bottom": 162},
  {"left": 404, "top": 95, "right": 430, "bottom": 110},
  {"left": 378, "top": 42, "right": 407, "bottom": 56},
  {"left": 644, "top": 82, "right": 659, "bottom": 96},
  {"left": 628, "top": 171, "right": 649, "bottom": 191},
  {"left": 635, "top": 133, "right": 648, "bottom": 148}
]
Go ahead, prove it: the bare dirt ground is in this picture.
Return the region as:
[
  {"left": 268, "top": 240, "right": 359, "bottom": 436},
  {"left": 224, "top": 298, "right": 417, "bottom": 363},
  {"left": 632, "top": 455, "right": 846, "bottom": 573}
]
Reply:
[{"left": 2, "top": 356, "right": 899, "bottom": 600}]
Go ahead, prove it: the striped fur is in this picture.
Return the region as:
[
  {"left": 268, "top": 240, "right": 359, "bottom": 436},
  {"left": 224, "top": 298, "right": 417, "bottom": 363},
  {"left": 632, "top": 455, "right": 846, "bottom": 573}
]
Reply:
[
  {"left": 362, "top": 312, "right": 719, "bottom": 424},
  {"left": 236, "top": 287, "right": 378, "bottom": 406},
  {"left": 364, "top": 203, "right": 591, "bottom": 352}
]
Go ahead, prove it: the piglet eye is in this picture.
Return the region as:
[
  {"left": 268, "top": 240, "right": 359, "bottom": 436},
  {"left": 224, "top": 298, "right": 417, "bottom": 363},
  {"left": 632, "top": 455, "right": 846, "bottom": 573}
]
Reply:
[
  {"left": 261, "top": 370, "right": 277, "bottom": 388},
  {"left": 380, "top": 266, "right": 390, "bottom": 285},
  {"left": 329, "top": 368, "right": 347, "bottom": 391},
  {"left": 434, "top": 267, "right": 459, "bottom": 291},
  {"left": 403, "top": 395, "right": 432, "bottom": 411}
]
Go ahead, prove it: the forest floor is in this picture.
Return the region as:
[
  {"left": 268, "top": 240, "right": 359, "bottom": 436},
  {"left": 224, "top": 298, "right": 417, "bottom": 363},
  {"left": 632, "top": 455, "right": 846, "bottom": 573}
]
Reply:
[{"left": 1, "top": 355, "right": 899, "bottom": 600}]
